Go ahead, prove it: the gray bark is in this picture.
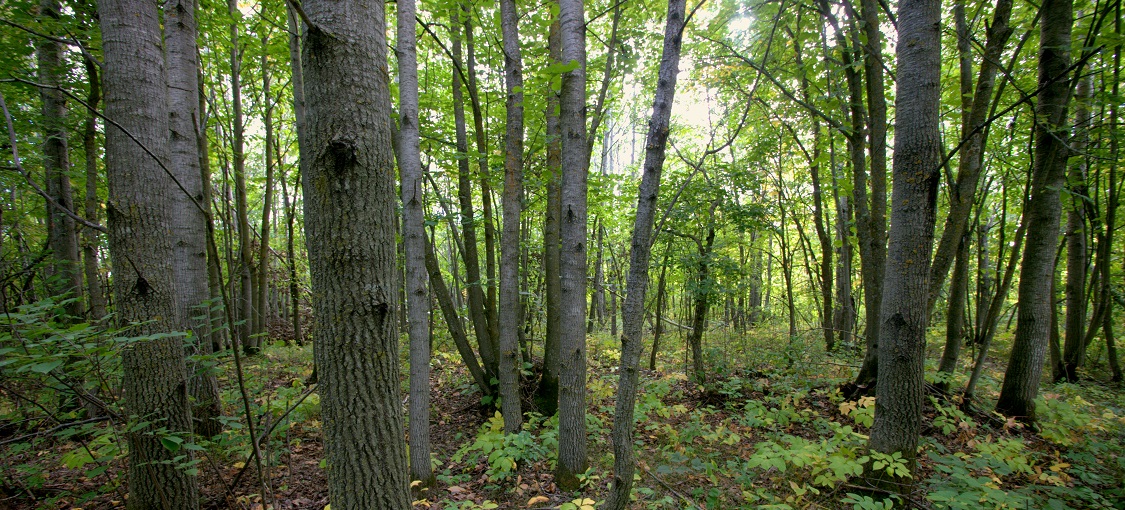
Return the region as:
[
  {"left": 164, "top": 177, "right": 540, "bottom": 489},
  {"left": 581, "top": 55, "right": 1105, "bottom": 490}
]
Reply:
[
  {"left": 396, "top": 0, "right": 434, "bottom": 485},
  {"left": 228, "top": 0, "right": 255, "bottom": 354},
  {"left": 254, "top": 45, "right": 277, "bottom": 341},
  {"left": 556, "top": 0, "right": 589, "bottom": 490},
  {"left": 536, "top": 17, "right": 563, "bottom": 416},
  {"left": 868, "top": 0, "right": 942, "bottom": 478},
  {"left": 165, "top": 0, "right": 222, "bottom": 438},
  {"left": 80, "top": 54, "right": 107, "bottom": 320},
  {"left": 498, "top": 0, "right": 526, "bottom": 434},
  {"left": 99, "top": 0, "right": 199, "bottom": 505},
  {"left": 996, "top": 0, "right": 1073, "bottom": 422},
  {"left": 300, "top": 0, "right": 412, "bottom": 505}
]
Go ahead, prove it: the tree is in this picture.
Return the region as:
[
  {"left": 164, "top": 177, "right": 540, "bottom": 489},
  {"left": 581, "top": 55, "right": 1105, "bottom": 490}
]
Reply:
[
  {"left": 227, "top": 0, "right": 255, "bottom": 354},
  {"left": 498, "top": 0, "right": 525, "bottom": 434},
  {"left": 99, "top": 0, "right": 200, "bottom": 506},
  {"left": 36, "top": 0, "right": 82, "bottom": 321},
  {"left": 867, "top": 0, "right": 942, "bottom": 481},
  {"left": 556, "top": 0, "right": 589, "bottom": 491},
  {"left": 996, "top": 0, "right": 1073, "bottom": 422},
  {"left": 165, "top": 0, "right": 223, "bottom": 438},
  {"left": 397, "top": 0, "right": 432, "bottom": 486},
  {"left": 300, "top": 0, "right": 411, "bottom": 505},
  {"left": 605, "top": 0, "right": 688, "bottom": 504}
]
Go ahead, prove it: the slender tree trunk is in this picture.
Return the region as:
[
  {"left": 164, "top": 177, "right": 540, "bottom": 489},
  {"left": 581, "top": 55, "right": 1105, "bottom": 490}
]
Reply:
[
  {"left": 537, "top": 18, "right": 564, "bottom": 416},
  {"left": 99, "top": 0, "right": 199, "bottom": 505},
  {"left": 37, "top": 0, "right": 83, "bottom": 320},
  {"left": 650, "top": 245, "right": 671, "bottom": 371},
  {"left": 425, "top": 233, "right": 492, "bottom": 395},
  {"left": 860, "top": 0, "right": 889, "bottom": 367},
  {"left": 604, "top": 2, "right": 686, "bottom": 503},
  {"left": 1061, "top": 74, "right": 1093, "bottom": 382},
  {"left": 556, "top": 0, "right": 589, "bottom": 490},
  {"left": 255, "top": 46, "right": 276, "bottom": 341},
  {"left": 285, "top": 0, "right": 305, "bottom": 345},
  {"left": 228, "top": 0, "right": 255, "bottom": 354},
  {"left": 926, "top": 0, "right": 1014, "bottom": 314},
  {"left": 868, "top": 0, "right": 942, "bottom": 479},
  {"left": 937, "top": 235, "right": 970, "bottom": 394},
  {"left": 498, "top": 0, "right": 526, "bottom": 434},
  {"left": 449, "top": 12, "right": 497, "bottom": 382},
  {"left": 301, "top": 0, "right": 412, "bottom": 505},
  {"left": 80, "top": 55, "right": 106, "bottom": 320},
  {"left": 396, "top": 0, "right": 433, "bottom": 485},
  {"left": 997, "top": 0, "right": 1073, "bottom": 422}
]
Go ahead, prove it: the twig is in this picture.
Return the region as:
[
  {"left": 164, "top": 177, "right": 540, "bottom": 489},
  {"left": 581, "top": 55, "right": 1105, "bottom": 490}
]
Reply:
[{"left": 637, "top": 463, "right": 704, "bottom": 510}]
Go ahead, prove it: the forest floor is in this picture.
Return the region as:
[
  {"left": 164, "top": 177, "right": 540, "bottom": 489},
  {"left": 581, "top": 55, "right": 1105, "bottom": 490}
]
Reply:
[{"left": 2, "top": 323, "right": 1124, "bottom": 509}]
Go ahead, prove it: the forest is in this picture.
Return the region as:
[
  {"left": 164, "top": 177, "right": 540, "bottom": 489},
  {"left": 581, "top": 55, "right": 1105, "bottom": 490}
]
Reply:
[{"left": 0, "top": 0, "right": 1123, "bottom": 507}]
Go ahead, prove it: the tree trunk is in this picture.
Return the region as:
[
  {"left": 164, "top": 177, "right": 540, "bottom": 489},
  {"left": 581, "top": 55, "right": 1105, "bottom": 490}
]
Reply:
[
  {"left": 498, "top": 0, "right": 526, "bottom": 435},
  {"left": 165, "top": 0, "right": 222, "bottom": 439},
  {"left": 255, "top": 45, "right": 277, "bottom": 342},
  {"left": 649, "top": 244, "right": 671, "bottom": 371},
  {"left": 285, "top": 1, "right": 305, "bottom": 345},
  {"left": 396, "top": 0, "right": 434, "bottom": 485},
  {"left": 604, "top": 1, "right": 685, "bottom": 503},
  {"left": 300, "top": 0, "right": 412, "bottom": 505},
  {"left": 99, "top": 0, "right": 199, "bottom": 505},
  {"left": 228, "top": 0, "right": 255, "bottom": 354},
  {"left": 449, "top": 12, "right": 497, "bottom": 383},
  {"left": 1061, "top": 73, "right": 1092, "bottom": 382},
  {"left": 80, "top": 55, "right": 107, "bottom": 320},
  {"left": 868, "top": 0, "right": 942, "bottom": 479},
  {"left": 996, "top": 0, "right": 1073, "bottom": 422},
  {"left": 425, "top": 233, "right": 492, "bottom": 396},
  {"left": 937, "top": 235, "right": 970, "bottom": 394},
  {"left": 37, "top": 0, "right": 84, "bottom": 320},
  {"left": 536, "top": 18, "right": 564, "bottom": 416},
  {"left": 926, "top": 0, "right": 1014, "bottom": 315},
  {"left": 556, "top": 0, "right": 589, "bottom": 490}
]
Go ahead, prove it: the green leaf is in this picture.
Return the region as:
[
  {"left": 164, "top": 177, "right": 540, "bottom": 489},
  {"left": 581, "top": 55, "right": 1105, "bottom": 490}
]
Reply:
[
  {"left": 160, "top": 436, "right": 183, "bottom": 452},
  {"left": 29, "top": 359, "right": 64, "bottom": 374}
]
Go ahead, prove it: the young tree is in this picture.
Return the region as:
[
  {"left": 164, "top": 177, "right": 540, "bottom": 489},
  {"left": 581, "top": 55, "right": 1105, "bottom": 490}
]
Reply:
[
  {"left": 605, "top": 0, "right": 688, "bottom": 505},
  {"left": 300, "top": 0, "right": 411, "bottom": 505},
  {"left": 537, "top": 18, "right": 563, "bottom": 415},
  {"left": 396, "top": 0, "right": 434, "bottom": 485},
  {"left": 996, "top": 0, "right": 1073, "bottom": 422},
  {"left": 556, "top": 0, "right": 589, "bottom": 490},
  {"left": 99, "top": 0, "right": 199, "bottom": 506},
  {"left": 867, "top": 0, "right": 942, "bottom": 481},
  {"left": 498, "top": 0, "right": 525, "bottom": 434}
]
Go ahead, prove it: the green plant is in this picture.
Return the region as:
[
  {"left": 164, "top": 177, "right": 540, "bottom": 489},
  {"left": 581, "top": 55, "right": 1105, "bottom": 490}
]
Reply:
[{"left": 451, "top": 412, "right": 553, "bottom": 481}]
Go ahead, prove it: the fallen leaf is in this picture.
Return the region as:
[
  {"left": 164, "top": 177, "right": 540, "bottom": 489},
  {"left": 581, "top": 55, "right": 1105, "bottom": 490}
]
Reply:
[{"left": 527, "top": 496, "right": 549, "bottom": 507}]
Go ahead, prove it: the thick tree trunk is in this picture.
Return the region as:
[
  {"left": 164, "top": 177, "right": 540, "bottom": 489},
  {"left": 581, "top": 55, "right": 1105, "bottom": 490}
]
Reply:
[
  {"left": 868, "top": 0, "right": 942, "bottom": 480},
  {"left": 997, "top": 0, "right": 1073, "bottom": 422},
  {"left": 556, "top": 0, "right": 589, "bottom": 490},
  {"left": 37, "top": 0, "right": 83, "bottom": 320},
  {"left": 300, "top": 0, "right": 412, "bottom": 506},
  {"left": 99, "top": 0, "right": 200, "bottom": 506},
  {"left": 165, "top": 0, "right": 222, "bottom": 439},
  {"left": 396, "top": 0, "right": 434, "bottom": 485},
  {"left": 498, "top": 0, "right": 526, "bottom": 434},
  {"left": 536, "top": 19, "right": 564, "bottom": 416}
]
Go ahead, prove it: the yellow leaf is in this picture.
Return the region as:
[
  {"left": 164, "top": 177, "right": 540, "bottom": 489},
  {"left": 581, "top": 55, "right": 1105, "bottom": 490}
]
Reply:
[
  {"left": 410, "top": 480, "right": 423, "bottom": 488},
  {"left": 324, "top": 506, "right": 330, "bottom": 510},
  {"left": 233, "top": 462, "right": 246, "bottom": 469},
  {"left": 527, "top": 496, "right": 550, "bottom": 506}
]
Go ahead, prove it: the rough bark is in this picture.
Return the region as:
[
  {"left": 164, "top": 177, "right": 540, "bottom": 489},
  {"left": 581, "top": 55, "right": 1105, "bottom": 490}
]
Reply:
[
  {"left": 300, "top": 0, "right": 412, "bottom": 505},
  {"left": 498, "top": 0, "right": 526, "bottom": 434},
  {"left": 604, "top": 1, "right": 687, "bottom": 504},
  {"left": 996, "top": 0, "right": 1073, "bottom": 422},
  {"left": 37, "top": 0, "right": 83, "bottom": 320},
  {"left": 868, "top": 0, "right": 942, "bottom": 480},
  {"left": 99, "top": 0, "right": 200, "bottom": 506},
  {"left": 165, "top": 0, "right": 222, "bottom": 439},
  {"left": 556, "top": 0, "right": 589, "bottom": 490},
  {"left": 396, "top": 0, "right": 433, "bottom": 485}
]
